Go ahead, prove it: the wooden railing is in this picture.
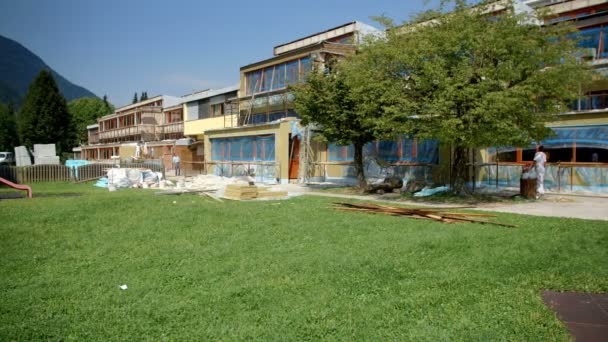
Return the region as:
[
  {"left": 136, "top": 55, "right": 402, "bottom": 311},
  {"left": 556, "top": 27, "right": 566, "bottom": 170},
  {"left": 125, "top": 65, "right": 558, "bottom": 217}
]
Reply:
[
  {"left": 0, "top": 160, "right": 165, "bottom": 184},
  {"left": 159, "top": 121, "right": 184, "bottom": 134},
  {"left": 98, "top": 124, "right": 156, "bottom": 140}
]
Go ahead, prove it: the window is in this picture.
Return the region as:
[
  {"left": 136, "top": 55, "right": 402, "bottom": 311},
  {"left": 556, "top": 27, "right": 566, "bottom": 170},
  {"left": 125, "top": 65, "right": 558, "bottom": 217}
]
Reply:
[
  {"left": 211, "top": 136, "right": 275, "bottom": 161},
  {"left": 273, "top": 64, "right": 286, "bottom": 90},
  {"left": 262, "top": 67, "right": 274, "bottom": 92},
  {"left": 211, "top": 103, "right": 224, "bottom": 117},
  {"left": 286, "top": 60, "right": 299, "bottom": 85}
]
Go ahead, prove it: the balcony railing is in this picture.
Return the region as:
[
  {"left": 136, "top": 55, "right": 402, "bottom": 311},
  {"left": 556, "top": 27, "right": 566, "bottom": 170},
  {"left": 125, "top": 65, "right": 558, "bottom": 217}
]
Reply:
[
  {"left": 159, "top": 121, "right": 184, "bottom": 134},
  {"left": 88, "top": 132, "right": 99, "bottom": 144},
  {"left": 569, "top": 94, "right": 608, "bottom": 112},
  {"left": 98, "top": 124, "right": 156, "bottom": 141}
]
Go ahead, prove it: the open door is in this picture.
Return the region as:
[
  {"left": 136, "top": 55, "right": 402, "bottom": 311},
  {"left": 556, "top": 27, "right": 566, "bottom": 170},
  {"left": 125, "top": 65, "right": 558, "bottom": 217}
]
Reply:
[{"left": 289, "top": 136, "right": 300, "bottom": 179}]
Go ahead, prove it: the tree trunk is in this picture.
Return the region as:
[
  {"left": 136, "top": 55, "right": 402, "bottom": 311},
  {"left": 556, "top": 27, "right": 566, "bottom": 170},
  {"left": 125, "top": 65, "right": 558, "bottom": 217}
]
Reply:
[
  {"left": 353, "top": 141, "right": 367, "bottom": 189},
  {"left": 451, "top": 146, "right": 470, "bottom": 195}
]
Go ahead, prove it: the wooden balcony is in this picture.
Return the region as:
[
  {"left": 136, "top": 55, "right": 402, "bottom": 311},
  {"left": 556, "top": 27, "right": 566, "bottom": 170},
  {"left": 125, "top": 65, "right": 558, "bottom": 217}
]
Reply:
[
  {"left": 98, "top": 124, "right": 157, "bottom": 141},
  {"left": 88, "top": 132, "right": 99, "bottom": 144},
  {"left": 160, "top": 121, "right": 184, "bottom": 134}
]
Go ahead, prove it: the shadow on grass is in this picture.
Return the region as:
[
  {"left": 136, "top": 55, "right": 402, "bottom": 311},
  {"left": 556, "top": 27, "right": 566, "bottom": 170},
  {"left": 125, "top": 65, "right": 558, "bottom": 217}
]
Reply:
[{"left": 400, "top": 191, "right": 532, "bottom": 205}]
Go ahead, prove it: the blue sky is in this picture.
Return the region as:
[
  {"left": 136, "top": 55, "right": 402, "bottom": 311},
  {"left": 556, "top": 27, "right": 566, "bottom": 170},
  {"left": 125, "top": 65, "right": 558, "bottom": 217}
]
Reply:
[{"left": 0, "top": 0, "right": 438, "bottom": 107}]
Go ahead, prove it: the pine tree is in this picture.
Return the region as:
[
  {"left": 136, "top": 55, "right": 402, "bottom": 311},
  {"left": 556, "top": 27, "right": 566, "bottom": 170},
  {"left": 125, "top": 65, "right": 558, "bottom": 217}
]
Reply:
[
  {"left": 0, "top": 102, "right": 19, "bottom": 151},
  {"left": 18, "top": 70, "right": 75, "bottom": 156},
  {"left": 133, "top": 92, "right": 138, "bottom": 104},
  {"left": 140, "top": 91, "right": 148, "bottom": 101},
  {"left": 103, "top": 94, "right": 110, "bottom": 110}
]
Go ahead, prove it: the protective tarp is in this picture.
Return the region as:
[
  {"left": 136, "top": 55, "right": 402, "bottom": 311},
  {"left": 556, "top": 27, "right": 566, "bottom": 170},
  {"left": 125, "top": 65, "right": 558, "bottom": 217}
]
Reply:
[
  {"left": 211, "top": 136, "right": 275, "bottom": 161},
  {"left": 544, "top": 125, "right": 608, "bottom": 148},
  {"left": 475, "top": 164, "right": 608, "bottom": 194},
  {"left": 328, "top": 136, "right": 439, "bottom": 164}
]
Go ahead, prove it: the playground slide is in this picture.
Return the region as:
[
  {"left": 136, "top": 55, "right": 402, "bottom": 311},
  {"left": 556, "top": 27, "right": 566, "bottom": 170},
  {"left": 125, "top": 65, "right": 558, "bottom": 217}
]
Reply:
[{"left": 0, "top": 177, "right": 32, "bottom": 198}]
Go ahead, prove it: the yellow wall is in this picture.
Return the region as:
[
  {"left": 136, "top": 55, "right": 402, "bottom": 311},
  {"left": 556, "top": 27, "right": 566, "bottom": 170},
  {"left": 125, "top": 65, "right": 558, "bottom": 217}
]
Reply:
[
  {"left": 184, "top": 115, "right": 238, "bottom": 137},
  {"left": 549, "top": 112, "right": 608, "bottom": 127},
  {"left": 203, "top": 120, "right": 295, "bottom": 182}
]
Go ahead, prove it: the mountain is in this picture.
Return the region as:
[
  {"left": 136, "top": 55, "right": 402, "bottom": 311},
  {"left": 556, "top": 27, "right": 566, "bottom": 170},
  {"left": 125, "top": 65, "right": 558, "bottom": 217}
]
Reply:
[{"left": 0, "top": 34, "right": 97, "bottom": 107}]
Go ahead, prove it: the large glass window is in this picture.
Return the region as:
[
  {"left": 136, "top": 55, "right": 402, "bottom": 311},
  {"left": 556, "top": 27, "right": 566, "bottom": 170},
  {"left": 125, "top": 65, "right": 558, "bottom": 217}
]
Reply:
[
  {"left": 272, "top": 64, "right": 286, "bottom": 90},
  {"left": 211, "top": 136, "right": 275, "bottom": 161}
]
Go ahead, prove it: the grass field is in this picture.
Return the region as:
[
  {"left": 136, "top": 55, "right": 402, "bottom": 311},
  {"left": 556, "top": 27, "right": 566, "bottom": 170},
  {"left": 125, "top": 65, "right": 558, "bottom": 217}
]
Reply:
[{"left": 1, "top": 183, "right": 607, "bottom": 340}]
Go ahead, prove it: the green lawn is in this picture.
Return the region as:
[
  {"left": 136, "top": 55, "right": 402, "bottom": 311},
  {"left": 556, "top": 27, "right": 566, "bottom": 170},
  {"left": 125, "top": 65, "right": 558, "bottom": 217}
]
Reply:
[{"left": 1, "top": 183, "right": 607, "bottom": 340}]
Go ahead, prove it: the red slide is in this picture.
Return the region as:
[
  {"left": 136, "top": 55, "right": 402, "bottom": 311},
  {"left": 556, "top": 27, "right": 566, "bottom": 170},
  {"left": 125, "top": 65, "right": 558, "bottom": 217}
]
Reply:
[{"left": 0, "top": 177, "right": 32, "bottom": 198}]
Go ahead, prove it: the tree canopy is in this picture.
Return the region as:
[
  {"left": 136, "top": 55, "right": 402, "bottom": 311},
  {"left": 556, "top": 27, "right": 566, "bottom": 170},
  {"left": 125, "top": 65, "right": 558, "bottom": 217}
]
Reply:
[
  {"left": 295, "top": 0, "right": 589, "bottom": 192},
  {"left": 292, "top": 59, "right": 401, "bottom": 189},
  {"left": 18, "top": 70, "right": 75, "bottom": 156},
  {"left": 68, "top": 97, "right": 114, "bottom": 144},
  {"left": 0, "top": 102, "right": 19, "bottom": 151}
]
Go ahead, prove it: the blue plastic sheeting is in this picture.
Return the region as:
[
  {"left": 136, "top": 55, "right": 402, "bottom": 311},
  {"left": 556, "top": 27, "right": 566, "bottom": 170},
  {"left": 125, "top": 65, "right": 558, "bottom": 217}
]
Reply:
[
  {"left": 94, "top": 177, "right": 108, "bottom": 188},
  {"left": 211, "top": 136, "right": 275, "bottom": 161},
  {"left": 570, "top": 26, "right": 608, "bottom": 58},
  {"left": 65, "top": 160, "right": 90, "bottom": 168},
  {"left": 475, "top": 164, "right": 608, "bottom": 193},
  {"left": 544, "top": 125, "right": 608, "bottom": 148},
  {"left": 413, "top": 186, "right": 450, "bottom": 197},
  {"left": 328, "top": 137, "right": 439, "bottom": 164},
  {"left": 66, "top": 160, "right": 90, "bottom": 178},
  {"left": 328, "top": 144, "right": 354, "bottom": 161},
  {"left": 488, "top": 125, "right": 608, "bottom": 153}
]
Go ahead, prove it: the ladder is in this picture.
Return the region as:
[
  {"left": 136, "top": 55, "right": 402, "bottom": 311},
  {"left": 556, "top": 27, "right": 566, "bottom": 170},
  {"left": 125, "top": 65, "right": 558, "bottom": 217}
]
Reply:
[{"left": 243, "top": 76, "right": 263, "bottom": 125}]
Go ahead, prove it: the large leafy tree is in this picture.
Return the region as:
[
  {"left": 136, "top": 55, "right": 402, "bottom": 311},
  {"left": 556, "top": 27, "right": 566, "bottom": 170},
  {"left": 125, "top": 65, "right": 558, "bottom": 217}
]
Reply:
[
  {"left": 18, "top": 70, "right": 75, "bottom": 156},
  {"left": 348, "top": 0, "right": 589, "bottom": 193},
  {"left": 292, "top": 62, "right": 402, "bottom": 189},
  {"left": 0, "top": 102, "right": 19, "bottom": 151},
  {"left": 68, "top": 97, "right": 114, "bottom": 144}
]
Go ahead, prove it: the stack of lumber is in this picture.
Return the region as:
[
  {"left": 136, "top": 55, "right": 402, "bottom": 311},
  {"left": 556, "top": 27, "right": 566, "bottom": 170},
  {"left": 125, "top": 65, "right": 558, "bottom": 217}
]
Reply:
[
  {"left": 332, "top": 202, "right": 516, "bottom": 228},
  {"left": 224, "top": 184, "right": 259, "bottom": 200},
  {"left": 223, "top": 184, "right": 288, "bottom": 200}
]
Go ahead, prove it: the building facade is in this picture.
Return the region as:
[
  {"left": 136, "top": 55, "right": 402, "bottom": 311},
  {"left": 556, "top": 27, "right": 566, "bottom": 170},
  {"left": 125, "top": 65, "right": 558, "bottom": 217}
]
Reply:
[{"left": 81, "top": 95, "right": 183, "bottom": 165}]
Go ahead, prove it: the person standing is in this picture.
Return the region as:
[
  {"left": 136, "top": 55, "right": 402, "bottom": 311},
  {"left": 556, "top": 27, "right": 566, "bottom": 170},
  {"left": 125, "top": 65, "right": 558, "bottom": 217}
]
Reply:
[
  {"left": 533, "top": 145, "right": 547, "bottom": 198},
  {"left": 172, "top": 154, "right": 181, "bottom": 176}
]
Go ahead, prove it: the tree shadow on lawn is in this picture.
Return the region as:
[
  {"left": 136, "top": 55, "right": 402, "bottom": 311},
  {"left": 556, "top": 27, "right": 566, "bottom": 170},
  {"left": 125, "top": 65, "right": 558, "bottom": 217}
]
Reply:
[{"left": 309, "top": 184, "right": 532, "bottom": 205}]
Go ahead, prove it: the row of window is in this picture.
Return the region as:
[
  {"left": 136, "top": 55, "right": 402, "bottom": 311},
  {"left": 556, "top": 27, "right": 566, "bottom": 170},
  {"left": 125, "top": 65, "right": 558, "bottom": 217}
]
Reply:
[
  {"left": 242, "top": 110, "right": 299, "bottom": 125},
  {"left": 245, "top": 57, "right": 312, "bottom": 95},
  {"left": 211, "top": 136, "right": 275, "bottom": 161},
  {"left": 328, "top": 138, "right": 440, "bottom": 164},
  {"left": 493, "top": 125, "right": 608, "bottom": 163}
]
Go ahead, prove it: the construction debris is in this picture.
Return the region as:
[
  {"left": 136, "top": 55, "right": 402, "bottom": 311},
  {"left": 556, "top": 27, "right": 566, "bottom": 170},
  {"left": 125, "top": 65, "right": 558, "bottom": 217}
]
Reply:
[
  {"left": 223, "top": 184, "right": 288, "bottom": 200},
  {"left": 332, "top": 202, "right": 516, "bottom": 228},
  {"left": 149, "top": 174, "right": 289, "bottom": 200}
]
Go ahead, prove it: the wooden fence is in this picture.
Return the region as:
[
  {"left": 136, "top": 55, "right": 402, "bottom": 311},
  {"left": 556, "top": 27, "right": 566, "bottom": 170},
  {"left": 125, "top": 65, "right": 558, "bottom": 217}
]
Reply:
[{"left": 0, "top": 161, "right": 165, "bottom": 184}]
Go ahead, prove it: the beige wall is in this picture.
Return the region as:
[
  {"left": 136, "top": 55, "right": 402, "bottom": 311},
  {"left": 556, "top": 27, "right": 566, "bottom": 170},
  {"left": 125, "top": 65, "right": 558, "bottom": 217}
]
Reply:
[{"left": 184, "top": 115, "right": 238, "bottom": 137}]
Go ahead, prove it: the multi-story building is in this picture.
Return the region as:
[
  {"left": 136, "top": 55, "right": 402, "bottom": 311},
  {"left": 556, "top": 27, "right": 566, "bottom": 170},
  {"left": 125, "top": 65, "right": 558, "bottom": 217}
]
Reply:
[
  {"left": 180, "top": 85, "right": 240, "bottom": 174},
  {"left": 198, "top": 21, "right": 381, "bottom": 184},
  {"left": 478, "top": 0, "right": 608, "bottom": 193},
  {"left": 81, "top": 95, "right": 182, "bottom": 163}
]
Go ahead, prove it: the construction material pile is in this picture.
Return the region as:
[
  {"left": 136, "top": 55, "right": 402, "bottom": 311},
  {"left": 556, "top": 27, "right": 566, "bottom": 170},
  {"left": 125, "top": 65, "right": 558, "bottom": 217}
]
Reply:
[
  {"left": 223, "top": 184, "right": 287, "bottom": 200},
  {"left": 332, "top": 202, "right": 516, "bottom": 228},
  {"left": 154, "top": 174, "right": 289, "bottom": 200}
]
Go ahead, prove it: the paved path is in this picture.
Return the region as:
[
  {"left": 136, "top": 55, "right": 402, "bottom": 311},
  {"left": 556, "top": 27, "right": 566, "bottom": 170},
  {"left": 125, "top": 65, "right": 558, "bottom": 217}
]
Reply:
[{"left": 276, "top": 184, "right": 608, "bottom": 221}]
